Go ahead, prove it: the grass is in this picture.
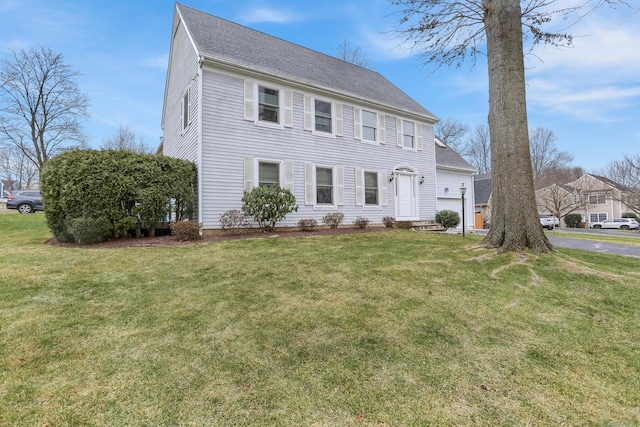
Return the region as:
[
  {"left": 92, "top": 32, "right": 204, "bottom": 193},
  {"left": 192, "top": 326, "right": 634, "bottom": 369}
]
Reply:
[{"left": 1, "top": 213, "right": 639, "bottom": 426}]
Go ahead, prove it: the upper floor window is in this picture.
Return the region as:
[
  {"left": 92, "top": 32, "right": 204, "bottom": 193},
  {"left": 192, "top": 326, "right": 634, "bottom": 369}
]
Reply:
[
  {"left": 315, "top": 99, "right": 332, "bottom": 133},
  {"left": 258, "top": 86, "right": 279, "bottom": 124},
  {"left": 589, "top": 194, "right": 606, "bottom": 205},
  {"left": 364, "top": 171, "right": 379, "bottom": 206},
  {"left": 402, "top": 120, "right": 415, "bottom": 149},
  {"left": 181, "top": 86, "right": 191, "bottom": 131},
  {"left": 258, "top": 161, "right": 280, "bottom": 187},
  {"left": 362, "top": 110, "right": 377, "bottom": 142},
  {"left": 316, "top": 167, "right": 334, "bottom": 205}
]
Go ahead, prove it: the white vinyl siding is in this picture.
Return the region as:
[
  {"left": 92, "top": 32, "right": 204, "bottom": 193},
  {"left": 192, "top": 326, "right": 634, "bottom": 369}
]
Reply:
[{"left": 194, "top": 71, "right": 436, "bottom": 229}]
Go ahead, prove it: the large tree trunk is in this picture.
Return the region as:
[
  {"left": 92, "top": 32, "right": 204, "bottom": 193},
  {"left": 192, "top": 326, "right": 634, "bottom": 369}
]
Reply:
[{"left": 481, "top": 0, "right": 553, "bottom": 254}]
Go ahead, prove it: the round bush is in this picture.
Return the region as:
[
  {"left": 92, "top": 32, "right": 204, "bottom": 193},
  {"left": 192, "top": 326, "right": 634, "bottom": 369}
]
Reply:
[{"left": 435, "top": 210, "right": 461, "bottom": 229}]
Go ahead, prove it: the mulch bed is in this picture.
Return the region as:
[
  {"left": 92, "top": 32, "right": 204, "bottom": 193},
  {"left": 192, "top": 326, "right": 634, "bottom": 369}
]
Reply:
[{"left": 47, "top": 226, "right": 397, "bottom": 249}]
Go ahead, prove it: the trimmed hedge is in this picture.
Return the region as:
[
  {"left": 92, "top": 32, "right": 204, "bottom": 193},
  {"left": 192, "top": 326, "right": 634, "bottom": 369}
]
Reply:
[
  {"left": 436, "top": 210, "right": 461, "bottom": 229},
  {"left": 41, "top": 150, "right": 196, "bottom": 244},
  {"left": 564, "top": 213, "right": 583, "bottom": 228}
]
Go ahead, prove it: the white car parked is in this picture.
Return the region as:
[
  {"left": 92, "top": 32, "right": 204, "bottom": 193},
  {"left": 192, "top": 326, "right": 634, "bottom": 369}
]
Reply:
[
  {"left": 590, "top": 218, "right": 640, "bottom": 230},
  {"left": 539, "top": 214, "right": 560, "bottom": 230}
]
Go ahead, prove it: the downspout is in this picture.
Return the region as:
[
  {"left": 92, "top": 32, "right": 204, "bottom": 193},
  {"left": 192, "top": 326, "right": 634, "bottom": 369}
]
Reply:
[{"left": 197, "top": 55, "right": 204, "bottom": 233}]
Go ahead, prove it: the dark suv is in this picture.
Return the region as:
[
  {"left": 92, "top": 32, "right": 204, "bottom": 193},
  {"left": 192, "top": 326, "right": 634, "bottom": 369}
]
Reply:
[{"left": 6, "top": 190, "right": 44, "bottom": 214}]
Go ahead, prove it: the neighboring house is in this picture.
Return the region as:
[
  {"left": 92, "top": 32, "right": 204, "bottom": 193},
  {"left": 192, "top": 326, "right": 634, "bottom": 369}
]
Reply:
[
  {"left": 434, "top": 138, "right": 475, "bottom": 231},
  {"left": 535, "top": 183, "right": 580, "bottom": 227},
  {"left": 162, "top": 4, "right": 440, "bottom": 231},
  {"left": 473, "top": 174, "right": 492, "bottom": 228},
  {"left": 564, "top": 174, "right": 634, "bottom": 226}
]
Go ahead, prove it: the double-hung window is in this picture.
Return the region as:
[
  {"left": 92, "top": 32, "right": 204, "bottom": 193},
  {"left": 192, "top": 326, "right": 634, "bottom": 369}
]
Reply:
[
  {"left": 364, "top": 171, "right": 379, "bottom": 206},
  {"left": 258, "top": 86, "right": 280, "bottom": 124},
  {"left": 315, "top": 100, "right": 332, "bottom": 133},
  {"left": 362, "top": 110, "right": 377, "bottom": 142},
  {"left": 588, "top": 194, "right": 606, "bottom": 205},
  {"left": 402, "top": 120, "right": 415, "bottom": 149},
  {"left": 316, "top": 167, "right": 333, "bottom": 205},
  {"left": 258, "top": 161, "right": 280, "bottom": 187}
]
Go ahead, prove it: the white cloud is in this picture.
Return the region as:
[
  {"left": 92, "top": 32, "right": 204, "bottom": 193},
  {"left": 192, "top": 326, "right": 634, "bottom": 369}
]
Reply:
[
  {"left": 239, "top": 7, "right": 301, "bottom": 24},
  {"left": 525, "top": 10, "right": 640, "bottom": 122}
]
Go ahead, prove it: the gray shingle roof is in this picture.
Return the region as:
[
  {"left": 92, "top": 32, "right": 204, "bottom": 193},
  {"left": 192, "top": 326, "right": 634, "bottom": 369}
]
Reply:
[
  {"left": 176, "top": 3, "right": 437, "bottom": 120},
  {"left": 434, "top": 143, "right": 475, "bottom": 171},
  {"left": 474, "top": 174, "right": 492, "bottom": 205}
]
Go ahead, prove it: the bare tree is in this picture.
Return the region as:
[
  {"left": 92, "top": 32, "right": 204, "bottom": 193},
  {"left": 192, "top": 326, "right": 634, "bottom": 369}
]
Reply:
[
  {"left": 598, "top": 154, "right": 640, "bottom": 215},
  {"left": 435, "top": 117, "right": 469, "bottom": 154},
  {"left": 389, "top": 0, "right": 635, "bottom": 253},
  {"left": 529, "top": 127, "right": 574, "bottom": 188},
  {"left": 465, "top": 123, "right": 491, "bottom": 174},
  {"left": 535, "top": 184, "right": 582, "bottom": 224},
  {"left": 0, "top": 47, "right": 89, "bottom": 175},
  {"left": 101, "top": 124, "right": 152, "bottom": 153},
  {"left": 0, "top": 145, "right": 38, "bottom": 190},
  {"left": 335, "top": 39, "right": 373, "bottom": 69}
]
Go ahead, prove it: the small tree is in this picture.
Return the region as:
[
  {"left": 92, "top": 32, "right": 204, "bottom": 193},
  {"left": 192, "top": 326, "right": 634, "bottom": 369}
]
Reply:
[
  {"left": 564, "top": 213, "right": 583, "bottom": 228},
  {"left": 241, "top": 185, "right": 298, "bottom": 232},
  {"left": 436, "top": 210, "right": 460, "bottom": 229}
]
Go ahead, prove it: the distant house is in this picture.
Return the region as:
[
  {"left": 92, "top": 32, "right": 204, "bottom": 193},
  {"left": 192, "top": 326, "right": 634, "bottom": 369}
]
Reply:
[
  {"left": 434, "top": 138, "right": 475, "bottom": 231},
  {"left": 564, "top": 174, "right": 635, "bottom": 226},
  {"left": 162, "top": 4, "right": 443, "bottom": 231},
  {"left": 473, "top": 174, "right": 492, "bottom": 228}
]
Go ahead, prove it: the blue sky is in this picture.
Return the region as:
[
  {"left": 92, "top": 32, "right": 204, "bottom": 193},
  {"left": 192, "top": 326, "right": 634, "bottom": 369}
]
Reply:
[{"left": 2, "top": 0, "right": 639, "bottom": 171}]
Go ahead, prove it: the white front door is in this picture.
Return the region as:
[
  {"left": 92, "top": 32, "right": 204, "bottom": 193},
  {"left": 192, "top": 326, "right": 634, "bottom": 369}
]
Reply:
[{"left": 396, "top": 173, "right": 417, "bottom": 219}]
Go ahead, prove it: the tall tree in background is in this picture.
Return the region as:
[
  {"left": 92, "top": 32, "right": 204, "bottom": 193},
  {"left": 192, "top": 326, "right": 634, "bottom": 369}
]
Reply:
[
  {"left": 529, "top": 127, "right": 574, "bottom": 188},
  {"left": 0, "top": 47, "right": 88, "bottom": 176},
  {"left": 101, "top": 124, "right": 151, "bottom": 153},
  {"left": 389, "top": 0, "right": 634, "bottom": 253},
  {"left": 0, "top": 145, "right": 38, "bottom": 191},
  {"left": 466, "top": 123, "right": 491, "bottom": 174},
  {"left": 335, "top": 39, "right": 373, "bottom": 68},
  {"left": 435, "top": 117, "right": 468, "bottom": 154}
]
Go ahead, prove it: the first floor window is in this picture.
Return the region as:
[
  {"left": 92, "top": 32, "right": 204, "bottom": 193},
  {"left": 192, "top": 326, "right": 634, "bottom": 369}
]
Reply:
[
  {"left": 362, "top": 110, "right": 377, "bottom": 142},
  {"left": 403, "top": 120, "right": 415, "bottom": 148},
  {"left": 315, "top": 99, "right": 332, "bottom": 133},
  {"left": 316, "top": 167, "right": 333, "bottom": 205},
  {"left": 258, "top": 86, "right": 279, "bottom": 123},
  {"left": 590, "top": 213, "right": 607, "bottom": 222},
  {"left": 259, "top": 162, "right": 280, "bottom": 187},
  {"left": 364, "top": 171, "right": 379, "bottom": 205}
]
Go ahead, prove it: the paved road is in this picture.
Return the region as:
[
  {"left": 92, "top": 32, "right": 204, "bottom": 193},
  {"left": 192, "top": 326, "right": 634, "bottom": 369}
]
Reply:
[
  {"left": 546, "top": 235, "right": 640, "bottom": 258},
  {"left": 473, "top": 228, "right": 640, "bottom": 259}
]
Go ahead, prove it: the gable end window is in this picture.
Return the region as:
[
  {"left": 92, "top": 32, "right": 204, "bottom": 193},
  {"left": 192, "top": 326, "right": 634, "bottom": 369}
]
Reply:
[
  {"left": 181, "top": 86, "right": 191, "bottom": 131},
  {"left": 588, "top": 194, "right": 606, "bottom": 204},
  {"left": 258, "top": 86, "right": 280, "bottom": 124}
]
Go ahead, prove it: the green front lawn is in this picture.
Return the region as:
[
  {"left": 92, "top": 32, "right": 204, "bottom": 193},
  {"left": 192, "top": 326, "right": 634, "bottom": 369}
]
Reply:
[{"left": 1, "top": 214, "right": 639, "bottom": 426}]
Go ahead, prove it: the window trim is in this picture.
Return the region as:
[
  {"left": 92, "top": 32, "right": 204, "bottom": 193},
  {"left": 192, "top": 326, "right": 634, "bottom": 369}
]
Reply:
[
  {"left": 361, "top": 109, "right": 378, "bottom": 143},
  {"left": 180, "top": 85, "right": 191, "bottom": 133},
  {"left": 402, "top": 119, "right": 416, "bottom": 150},
  {"left": 256, "top": 158, "right": 284, "bottom": 188},
  {"left": 363, "top": 170, "right": 380, "bottom": 207},
  {"left": 313, "top": 98, "right": 334, "bottom": 136},
  {"left": 590, "top": 212, "right": 608, "bottom": 223},
  {"left": 314, "top": 165, "right": 336, "bottom": 208},
  {"left": 257, "top": 84, "right": 282, "bottom": 126},
  {"left": 588, "top": 194, "right": 607, "bottom": 205}
]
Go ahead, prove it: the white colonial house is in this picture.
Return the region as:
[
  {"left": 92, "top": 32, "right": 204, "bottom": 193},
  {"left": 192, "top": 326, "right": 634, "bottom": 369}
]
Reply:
[{"left": 162, "top": 4, "right": 471, "bottom": 231}]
